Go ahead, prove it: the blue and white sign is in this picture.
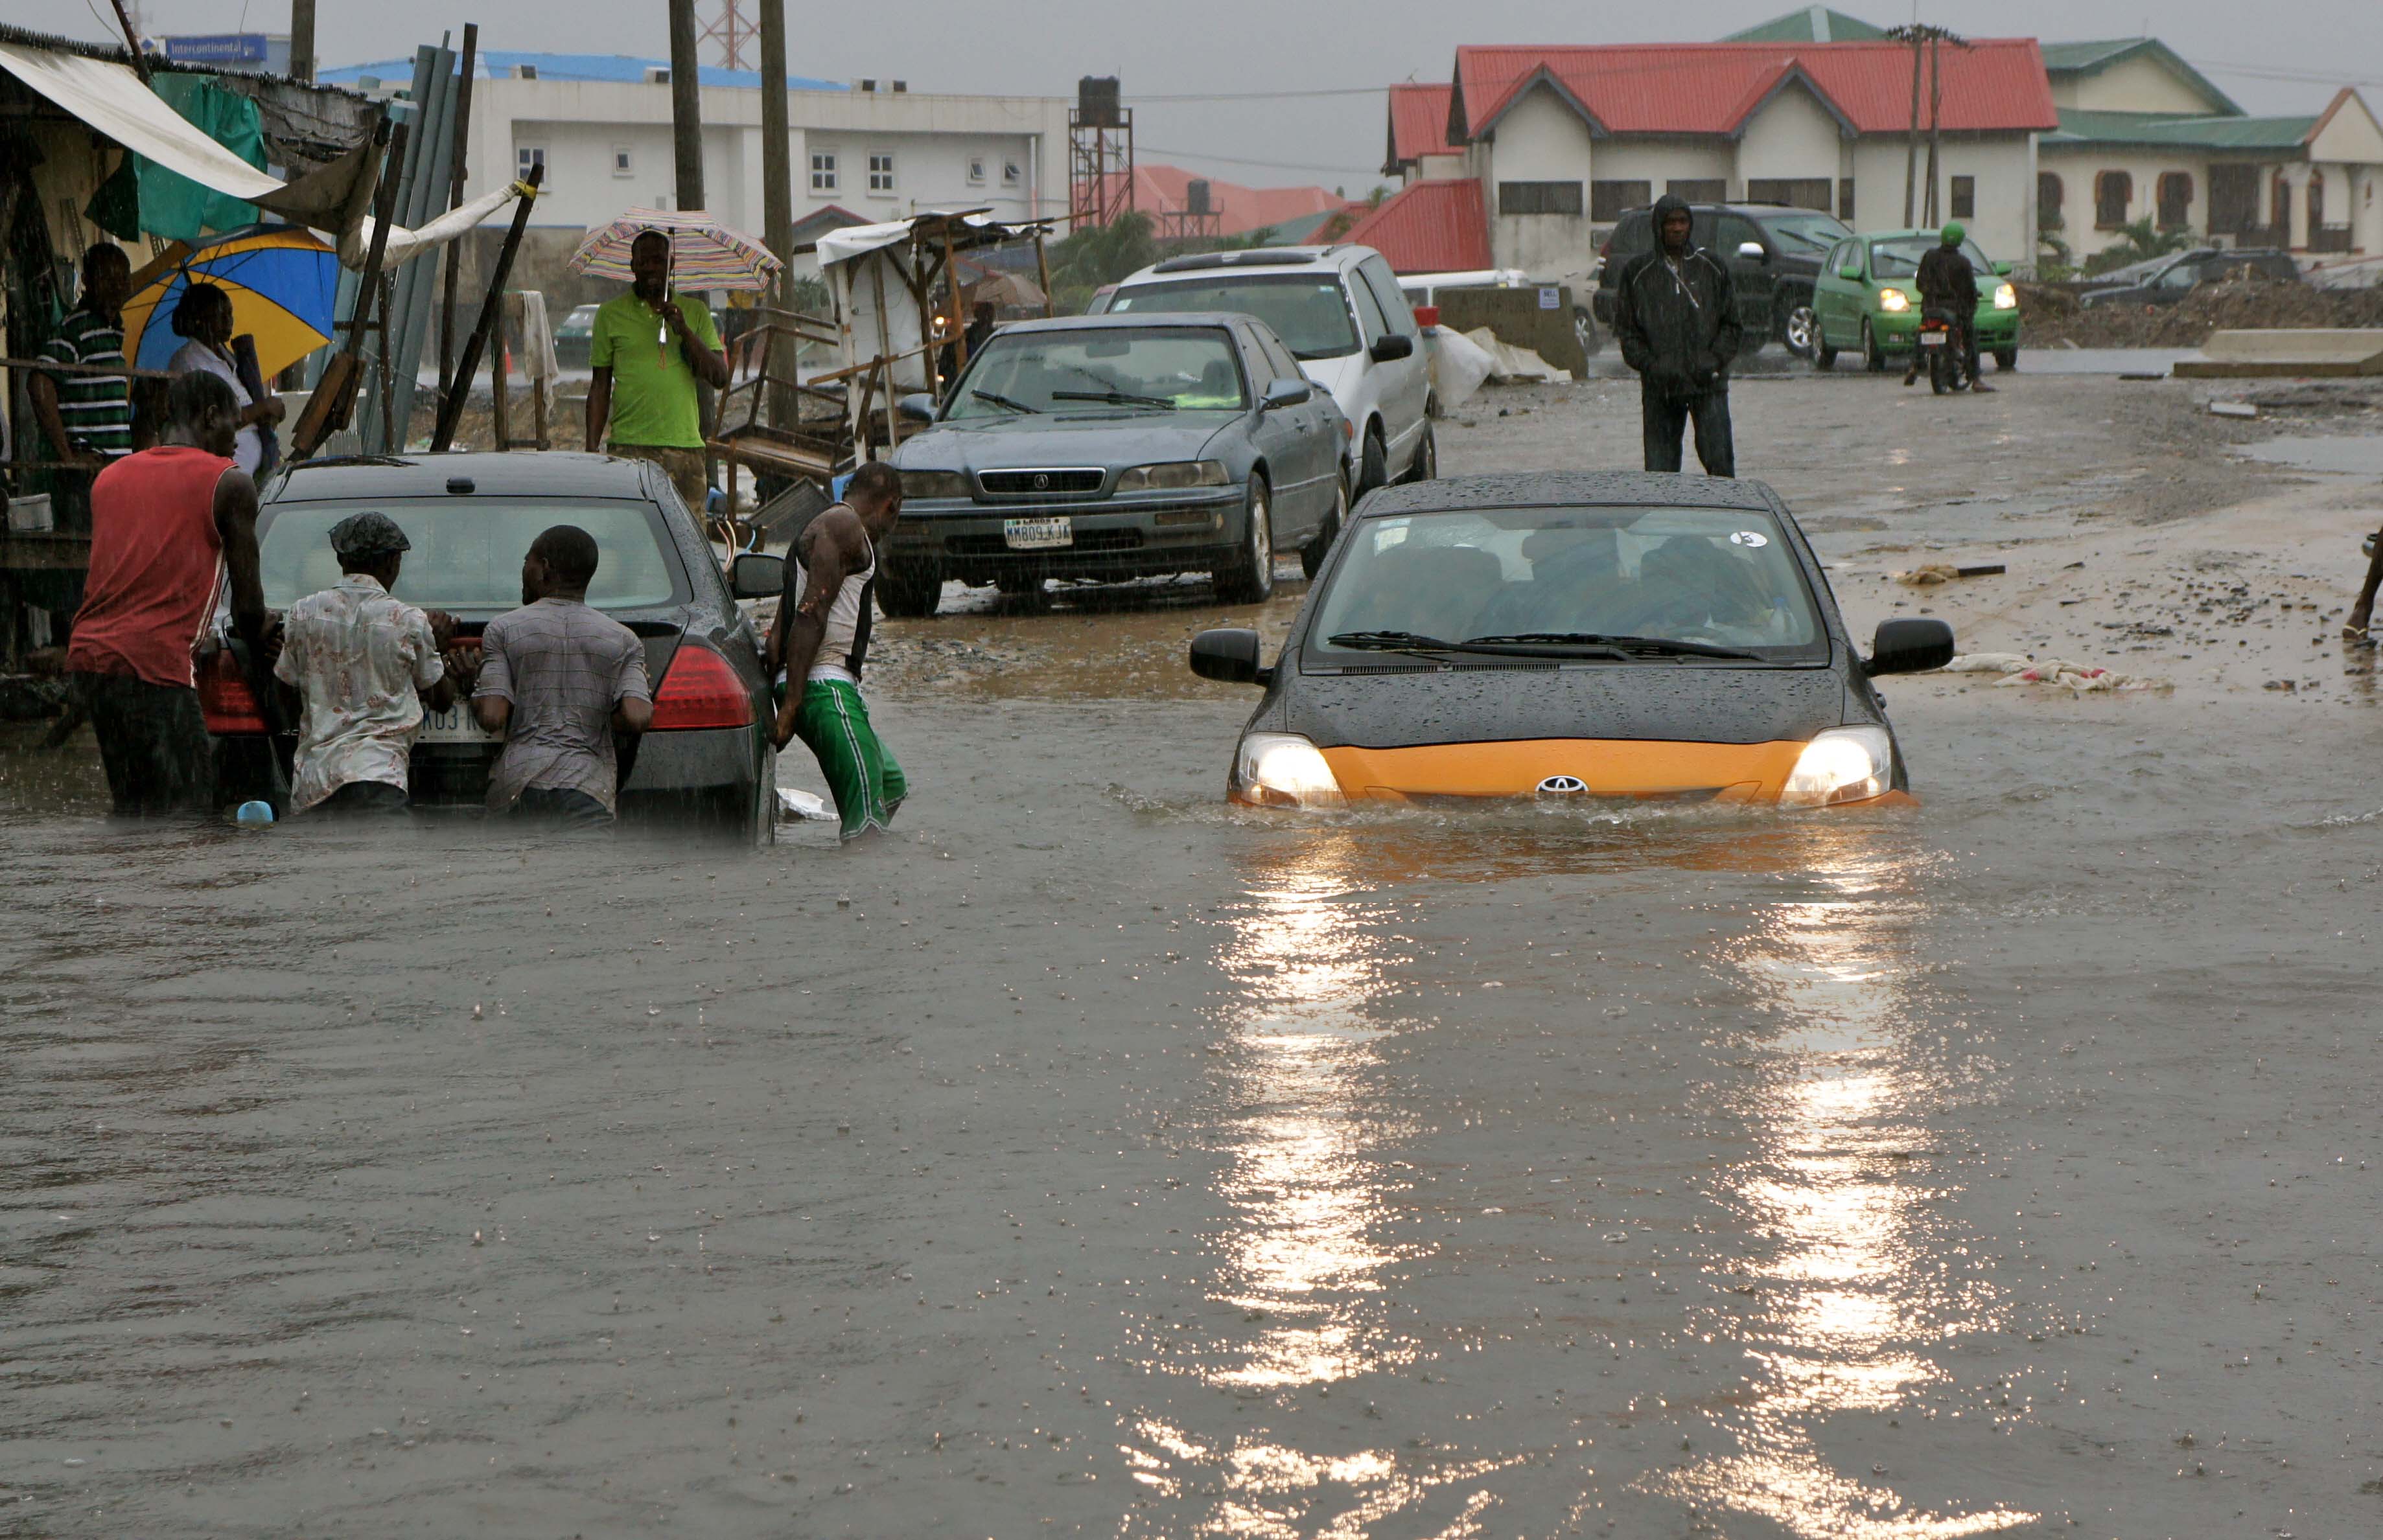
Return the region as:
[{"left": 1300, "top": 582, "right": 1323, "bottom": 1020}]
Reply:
[{"left": 163, "top": 34, "right": 269, "bottom": 65}]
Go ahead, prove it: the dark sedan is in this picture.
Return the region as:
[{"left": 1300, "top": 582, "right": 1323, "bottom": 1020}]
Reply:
[
  {"left": 2078, "top": 247, "right": 2299, "bottom": 308},
  {"left": 1187, "top": 471, "right": 1953, "bottom": 808},
  {"left": 201, "top": 450, "right": 779, "bottom": 838},
  {"left": 878, "top": 313, "right": 1349, "bottom": 615}
]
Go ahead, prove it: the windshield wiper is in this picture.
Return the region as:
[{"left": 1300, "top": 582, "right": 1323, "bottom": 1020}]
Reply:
[
  {"left": 1050, "top": 388, "right": 1175, "bottom": 409},
  {"left": 1323, "top": 630, "right": 1613, "bottom": 661},
  {"left": 969, "top": 389, "right": 1040, "bottom": 415},
  {"left": 1465, "top": 632, "right": 1764, "bottom": 660}
]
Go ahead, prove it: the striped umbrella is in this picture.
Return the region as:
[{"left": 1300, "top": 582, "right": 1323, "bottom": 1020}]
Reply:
[
  {"left": 566, "top": 207, "right": 783, "bottom": 292},
  {"left": 120, "top": 224, "right": 342, "bottom": 378}
]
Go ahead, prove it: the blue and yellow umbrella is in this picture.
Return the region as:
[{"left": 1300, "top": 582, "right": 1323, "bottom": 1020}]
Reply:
[{"left": 120, "top": 224, "right": 342, "bottom": 379}]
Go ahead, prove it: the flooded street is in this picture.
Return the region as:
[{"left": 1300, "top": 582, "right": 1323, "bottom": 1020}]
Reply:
[{"left": 5, "top": 371, "right": 2382, "bottom": 1538}]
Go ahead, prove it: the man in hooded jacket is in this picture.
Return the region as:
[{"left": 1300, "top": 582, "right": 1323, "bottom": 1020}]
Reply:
[{"left": 1612, "top": 194, "right": 1742, "bottom": 476}]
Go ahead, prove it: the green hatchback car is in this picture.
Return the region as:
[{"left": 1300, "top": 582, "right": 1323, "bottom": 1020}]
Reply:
[{"left": 1812, "top": 230, "right": 2021, "bottom": 373}]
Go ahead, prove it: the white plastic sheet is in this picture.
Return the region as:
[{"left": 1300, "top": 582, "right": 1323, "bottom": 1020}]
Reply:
[{"left": 0, "top": 42, "right": 283, "bottom": 205}]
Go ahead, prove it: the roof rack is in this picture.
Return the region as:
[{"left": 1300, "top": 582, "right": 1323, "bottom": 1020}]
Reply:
[{"left": 1148, "top": 247, "right": 1331, "bottom": 275}]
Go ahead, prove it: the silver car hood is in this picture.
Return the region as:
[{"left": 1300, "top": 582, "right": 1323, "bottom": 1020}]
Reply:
[{"left": 894, "top": 413, "right": 1239, "bottom": 472}]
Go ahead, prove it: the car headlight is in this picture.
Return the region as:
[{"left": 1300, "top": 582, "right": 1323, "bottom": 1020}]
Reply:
[
  {"left": 1878, "top": 289, "right": 1911, "bottom": 313},
  {"left": 1994, "top": 282, "right": 2018, "bottom": 310},
  {"left": 1115, "top": 459, "right": 1229, "bottom": 493},
  {"left": 1781, "top": 726, "right": 1894, "bottom": 808},
  {"left": 901, "top": 469, "right": 971, "bottom": 500},
  {"left": 1232, "top": 731, "right": 1345, "bottom": 810}
]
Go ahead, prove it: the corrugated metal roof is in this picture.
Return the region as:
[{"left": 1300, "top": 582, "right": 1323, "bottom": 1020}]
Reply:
[
  {"left": 1086, "top": 165, "right": 1347, "bottom": 238},
  {"left": 1337, "top": 180, "right": 1491, "bottom": 275},
  {"left": 1723, "top": 8, "right": 1889, "bottom": 44},
  {"left": 1386, "top": 83, "right": 1456, "bottom": 171},
  {"left": 316, "top": 50, "right": 844, "bottom": 91},
  {"left": 2037, "top": 38, "right": 2240, "bottom": 117},
  {"left": 2045, "top": 108, "right": 2316, "bottom": 150},
  {"left": 1450, "top": 40, "right": 2059, "bottom": 141}
]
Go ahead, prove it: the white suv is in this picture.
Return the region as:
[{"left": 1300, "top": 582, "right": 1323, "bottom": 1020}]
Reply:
[{"left": 1099, "top": 245, "right": 1436, "bottom": 498}]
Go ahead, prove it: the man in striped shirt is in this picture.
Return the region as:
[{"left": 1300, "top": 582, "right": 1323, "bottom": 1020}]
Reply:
[{"left": 30, "top": 246, "right": 138, "bottom": 513}]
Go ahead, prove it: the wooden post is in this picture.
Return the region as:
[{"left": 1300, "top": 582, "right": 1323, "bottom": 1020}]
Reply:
[
  {"left": 439, "top": 23, "right": 478, "bottom": 398},
  {"left": 110, "top": 0, "right": 150, "bottom": 83},
  {"left": 1034, "top": 230, "right": 1054, "bottom": 319},
  {"left": 1923, "top": 33, "right": 1944, "bottom": 229},
  {"left": 868, "top": 256, "right": 896, "bottom": 459},
  {"left": 942, "top": 220, "right": 969, "bottom": 378},
  {"left": 668, "top": 0, "right": 706, "bottom": 213},
  {"left": 433, "top": 161, "right": 543, "bottom": 452},
  {"left": 490, "top": 291, "right": 511, "bottom": 450},
  {"left": 759, "top": 0, "right": 796, "bottom": 429},
  {"left": 375, "top": 271, "right": 399, "bottom": 452},
  {"left": 1902, "top": 30, "right": 1922, "bottom": 227},
  {"left": 288, "top": 0, "right": 316, "bottom": 83}
]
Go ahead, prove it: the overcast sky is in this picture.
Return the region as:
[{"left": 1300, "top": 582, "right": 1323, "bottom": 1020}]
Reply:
[{"left": 17, "top": 0, "right": 2382, "bottom": 194}]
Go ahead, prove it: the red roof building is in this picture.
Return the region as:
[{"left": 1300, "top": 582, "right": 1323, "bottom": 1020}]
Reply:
[
  {"left": 1388, "top": 39, "right": 2062, "bottom": 286},
  {"left": 1081, "top": 164, "right": 1352, "bottom": 240},
  {"left": 1338, "top": 179, "right": 1493, "bottom": 273}
]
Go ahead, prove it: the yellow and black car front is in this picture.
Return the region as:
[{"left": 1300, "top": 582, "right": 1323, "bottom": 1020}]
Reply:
[{"left": 1189, "top": 472, "right": 1952, "bottom": 810}]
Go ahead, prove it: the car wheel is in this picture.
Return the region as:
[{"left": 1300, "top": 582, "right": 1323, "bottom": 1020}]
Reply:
[
  {"left": 1402, "top": 421, "right": 1437, "bottom": 483},
  {"left": 1356, "top": 426, "right": 1389, "bottom": 497},
  {"left": 1301, "top": 475, "right": 1347, "bottom": 580},
  {"left": 1862, "top": 320, "right": 1887, "bottom": 373},
  {"left": 1780, "top": 300, "right": 1819, "bottom": 359},
  {"left": 1574, "top": 306, "right": 1601, "bottom": 358},
  {"left": 1995, "top": 348, "right": 2018, "bottom": 371},
  {"left": 874, "top": 558, "right": 943, "bottom": 617},
  {"left": 1215, "top": 477, "right": 1274, "bottom": 604}
]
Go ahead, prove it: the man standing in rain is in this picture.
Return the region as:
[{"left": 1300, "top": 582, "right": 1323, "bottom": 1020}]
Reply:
[
  {"left": 1612, "top": 194, "right": 1741, "bottom": 477},
  {"left": 584, "top": 229, "right": 729, "bottom": 513}
]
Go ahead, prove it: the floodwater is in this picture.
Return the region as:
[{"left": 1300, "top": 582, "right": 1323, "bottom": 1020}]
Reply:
[{"left": 4, "top": 680, "right": 2379, "bottom": 1539}]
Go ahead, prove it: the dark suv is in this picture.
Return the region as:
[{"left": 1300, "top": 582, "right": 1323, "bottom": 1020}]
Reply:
[
  {"left": 2079, "top": 247, "right": 2300, "bottom": 308},
  {"left": 1592, "top": 202, "right": 1853, "bottom": 358}
]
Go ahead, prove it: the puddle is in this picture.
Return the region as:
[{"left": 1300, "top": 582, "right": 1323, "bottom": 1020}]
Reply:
[{"left": 2233, "top": 434, "right": 2383, "bottom": 475}]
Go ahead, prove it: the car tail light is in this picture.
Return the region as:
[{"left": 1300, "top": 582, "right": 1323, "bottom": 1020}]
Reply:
[
  {"left": 198, "top": 649, "right": 268, "bottom": 734},
  {"left": 648, "top": 641, "right": 753, "bottom": 730}
]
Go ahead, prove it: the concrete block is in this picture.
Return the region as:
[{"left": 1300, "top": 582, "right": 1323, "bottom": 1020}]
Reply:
[{"left": 2172, "top": 328, "right": 2383, "bottom": 377}]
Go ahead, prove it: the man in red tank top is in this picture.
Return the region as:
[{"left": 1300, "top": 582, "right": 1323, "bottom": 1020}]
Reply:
[{"left": 65, "top": 372, "right": 268, "bottom": 816}]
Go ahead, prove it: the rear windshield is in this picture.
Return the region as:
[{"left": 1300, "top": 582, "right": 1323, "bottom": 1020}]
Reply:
[
  {"left": 259, "top": 498, "right": 681, "bottom": 612},
  {"left": 1869, "top": 236, "right": 1997, "bottom": 280},
  {"left": 1308, "top": 504, "right": 1826, "bottom": 664},
  {"left": 1108, "top": 273, "right": 1359, "bottom": 359}
]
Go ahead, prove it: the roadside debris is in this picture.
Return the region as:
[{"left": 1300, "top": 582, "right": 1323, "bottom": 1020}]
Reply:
[
  {"left": 1892, "top": 562, "right": 2005, "bottom": 586},
  {"left": 1942, "top": 653, "right": 2174, "bottom": 693},
  {"left": 2208, "top": 400, "right": 2258, "bottom": 419}
]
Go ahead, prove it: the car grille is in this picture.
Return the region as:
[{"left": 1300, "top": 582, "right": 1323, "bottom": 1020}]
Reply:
[
  {"left": 977, "top": 468, "right": 1106, "bottom": 498},
  {"left": 946, "top": 529, "right": 1145, "bottom": 556}
]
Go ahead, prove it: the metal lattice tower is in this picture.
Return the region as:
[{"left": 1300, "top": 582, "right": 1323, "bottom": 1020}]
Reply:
[
  {"left": 700, "top": 0, "right": 756, "bottom": 71},
  {"left": 1069, "top": 76, "right": 1133, "bottom": 229}
]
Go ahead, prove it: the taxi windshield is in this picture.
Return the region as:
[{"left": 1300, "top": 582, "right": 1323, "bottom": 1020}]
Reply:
[
  {"left": 945, "top": 326, "right": 1248, "bottom": 417},
  {"left": 1869, "top": 236, "right": 1996, "bottom": 280},
  {"left": 1308, "top": 505, "right": 1826, "bottom": 663}
]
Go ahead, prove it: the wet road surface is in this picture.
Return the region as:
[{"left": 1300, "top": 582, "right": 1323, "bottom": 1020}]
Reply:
[{"left": 5, "top": 682, "right": 2380, "bottom": 1538}]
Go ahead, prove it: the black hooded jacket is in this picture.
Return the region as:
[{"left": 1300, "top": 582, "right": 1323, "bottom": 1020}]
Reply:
[{"left": 1612, "top": 194, "right": 1743, "bottom": 396}]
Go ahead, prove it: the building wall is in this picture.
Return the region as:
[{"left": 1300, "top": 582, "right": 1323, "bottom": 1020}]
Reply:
[
  {"left": 1735, "top": 86, "right": 1846, "bottom": 192},
  {"left": 1844, "top": 136, "right": 2034, "bottom": 258},
  {"left": 2051, "top": 57, "right": 2227, "bottom": 117},
  {"left": 1479, "top": 86, "right": 1598, "bottom": 281},
  {"left": 1587, "top": 140, "right": 1735, "bottom": 201}
]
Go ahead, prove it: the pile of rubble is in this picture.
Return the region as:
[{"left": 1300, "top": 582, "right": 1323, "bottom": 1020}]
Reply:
[{"left": 2020, "top": 274, "right": 2383, "bottom": 348}]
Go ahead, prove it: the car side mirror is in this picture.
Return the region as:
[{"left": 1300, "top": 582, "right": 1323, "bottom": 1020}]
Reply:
[
  {"left": 896, "top": 391, "right": 937, "bottom": 422},
  {"left": 729, "top": 552, "right": 785, "bottom": 601},
  {"left": 1189, "top": 627, "right": 1270, "bottom": 685},
  {"left": 1367, "top": 333, "right": 1415, "bottom": 363},
  {"left": 1864, "top": 617, "right": 1955, "bottom": 676},
  {"left": 1993, "top": 260, "right": 2014, "bottom": 277},
  {"left": 1736, "top": 241, "right": 1767, "bottom": 261},
  {"left": 1837, "top": 264, "right": 1864, "bottom": 281},
  {"left": 1261, "top": 378, "right": 1312, "bottom": 410}
]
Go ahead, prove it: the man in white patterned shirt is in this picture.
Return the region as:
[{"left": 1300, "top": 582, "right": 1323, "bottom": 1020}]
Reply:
[{"left": 274, "top": 512, "right": 461, "bottom": 814}]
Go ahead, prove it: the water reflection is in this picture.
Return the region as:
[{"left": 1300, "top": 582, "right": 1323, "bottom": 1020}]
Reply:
[{"left": 1648, "top": 843, "right": 2035, "bottom": 1536}]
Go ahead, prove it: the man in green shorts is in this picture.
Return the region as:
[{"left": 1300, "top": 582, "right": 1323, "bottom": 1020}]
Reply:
[
  {"left": 584, "top": 229, "right": 728, "bottom": 513},
  {"left": 769, "top": 461, "right": 907, "bottom": 842}
]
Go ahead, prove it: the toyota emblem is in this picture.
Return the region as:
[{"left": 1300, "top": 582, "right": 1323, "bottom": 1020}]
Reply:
[
  {"left": 1536, "top": 775, "right": 1588, "bottom": 797},
  {"left": 1033, "top": 472, "right": 1052, "bottom": 490}
]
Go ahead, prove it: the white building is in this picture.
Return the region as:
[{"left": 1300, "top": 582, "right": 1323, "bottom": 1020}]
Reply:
[{"left": 318, "top": 51, "right": 1071, "bottom": 284}]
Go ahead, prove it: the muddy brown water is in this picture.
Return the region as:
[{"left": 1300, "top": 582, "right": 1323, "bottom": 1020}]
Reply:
[{"left": 5, "top": 679, "right": 2380, "bottom": 1538}]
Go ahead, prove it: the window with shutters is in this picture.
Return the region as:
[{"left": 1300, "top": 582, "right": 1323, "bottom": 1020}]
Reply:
[
  {"left": 2094, "top": 170, "right": 2132, "bottom": 229},
  {"left": 1665, "top": 179, "right": 1725, "bottom": 203},
  {"left": 1501, "top": 181, "right": 1586, "bottom": 217},
  {"left": 2038, "top": 172, "right": 2064, "bottom": 229},
  {"left": 2207, "top": 165, "right": 2257, "bottom": 234},
  {"left": 1745, "top": 177, "right": 1833, "bottom": 212},
  {"left": 1949, "top": 176, "right": 1975, "bottom": 220},
  {"left": 2156, "top": 172, "right": 2193, "bottom": 229},
  {"left": 1585, "top": 180, "right": 1648, "bottom": 222},
  {"left": 1838, "top": 179, "right": 1855, "bottom": 222}
]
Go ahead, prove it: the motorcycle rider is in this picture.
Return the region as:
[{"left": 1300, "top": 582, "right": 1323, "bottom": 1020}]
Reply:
[
  {"left": 1613, "top": 193, "right": 1741, "bottom": 476},
  {"left": 1904, "top": 222, "right": 1994, "bottom": 393}
]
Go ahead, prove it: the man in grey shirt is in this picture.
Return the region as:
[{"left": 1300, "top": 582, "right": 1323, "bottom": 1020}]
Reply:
[{"left": 463, "top": 525, "right": 653, "bottom": 826}]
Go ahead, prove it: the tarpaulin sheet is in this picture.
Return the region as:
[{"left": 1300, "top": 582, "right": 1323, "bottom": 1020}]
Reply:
[
  {"left": 0, "top": 41, "right": 283, "bottom": 207},
  {"left": 137, "top": 73, "right": 268, "bottom": 240}
]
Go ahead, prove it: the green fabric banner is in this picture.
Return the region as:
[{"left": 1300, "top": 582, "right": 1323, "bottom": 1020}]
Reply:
[{"left": 132, "top": 73, "right": 269, "bottom": 241}]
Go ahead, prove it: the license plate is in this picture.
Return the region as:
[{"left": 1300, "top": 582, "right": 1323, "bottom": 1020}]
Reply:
[
  {"left": 1004, "top": 516, "right": 1073, "bottom": 551},
  {"left": 1919, "top": 330, "right": 1947, "bottom": 347},
  {"left": 419, "top": 703, "right": 502, "bottom": 744}
]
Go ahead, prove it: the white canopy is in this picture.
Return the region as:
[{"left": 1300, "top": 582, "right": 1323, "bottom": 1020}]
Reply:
[{"left": 0, "top": 41, "right": 285, "bottom": 206}]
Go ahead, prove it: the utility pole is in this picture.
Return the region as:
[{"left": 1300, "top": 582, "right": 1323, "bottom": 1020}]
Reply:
[
  {"left": 668, "top": 0, "right": 706, "bottom": 213},
  {"left": 1924, "top": 30, "right": 1944, "bottom": 227},
  {"left": 1886, "top": 24, "right": 1966, "bottom": 230},
  {"left": 288, "top": 0, "right": 314, "bottom": 83},
  {"left": 758, "top": 0, "right": 795, "bottom": 427}
]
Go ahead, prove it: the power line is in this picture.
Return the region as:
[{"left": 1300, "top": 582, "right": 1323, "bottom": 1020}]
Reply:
[
  {"left": 2184, "top": 58, "right": 2383, "bottom": 90},
  {"left": 1131, "top": 86, "right": 1385, "bottom": 102},
  {"left": 1137, "top": 144, "right": 1384, "bottom": 176}
]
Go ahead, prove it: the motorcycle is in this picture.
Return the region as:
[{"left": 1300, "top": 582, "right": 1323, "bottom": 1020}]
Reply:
[{"left": 1917, "top": 309, "right": 1968, "bottom": 395}]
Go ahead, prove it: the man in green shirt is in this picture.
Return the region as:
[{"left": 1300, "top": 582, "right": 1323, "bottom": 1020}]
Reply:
[{"left": 584, "top": 229, "right": 728, "bottom": 514}]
